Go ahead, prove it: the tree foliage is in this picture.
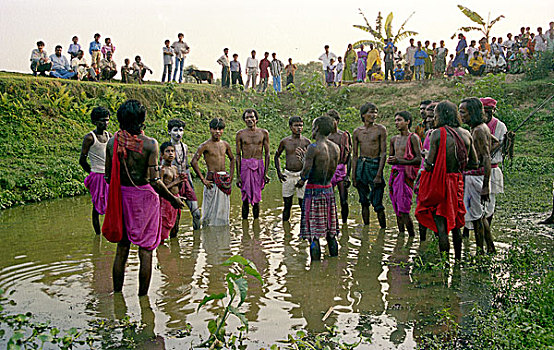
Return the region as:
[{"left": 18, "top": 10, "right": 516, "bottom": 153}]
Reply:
[
  {"left": 353, "top": 10, "right": 418, "bottom": 50},
  {"left": 451, "top": 5, "right": 504, "bottom": 39}
]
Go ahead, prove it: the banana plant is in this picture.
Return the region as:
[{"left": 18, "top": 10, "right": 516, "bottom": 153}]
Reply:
[
  {"left": 353, "top": 10, "right": 418, "bottom": 50},
  {"left": 450, "top": 5, "right": 504, "bottom": 40}
]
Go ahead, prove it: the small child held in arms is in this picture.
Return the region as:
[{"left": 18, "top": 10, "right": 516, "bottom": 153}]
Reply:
[
  {"left": 326, "top": 58, "right": 336, "bottom": 87},
  {"left": 454, "top": 63, "right": 466, "bottom": 77},
  {"left": 159, "top": 142, "right": 184, "bottom": 241},
  {"left": 79, "top": 107, "right": 111, "bottom": 235}
]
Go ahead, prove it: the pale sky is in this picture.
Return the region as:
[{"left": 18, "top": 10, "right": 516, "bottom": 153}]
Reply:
[{"left": 1, "top": 0, "right": 552, "bottom": 81}]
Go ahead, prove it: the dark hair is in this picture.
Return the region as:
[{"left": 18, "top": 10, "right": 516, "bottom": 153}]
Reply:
[
  {"left": 224, "top": 47, "right": 229, "bottom": 51},
  {"left": 435, "top": 100, "right": 461, "bottom": 127},
  {"left": 72, "top": 36, "right": 78, "bottom": 40},
  {"left": 209, "top": 118, "right": 225, "bottom": 130},
  {"left": 165, "top": 39, "right": 170, "bottom": 43},
  {"left": 105, "top": 37, "right": 110, "bottom": 43},
  {"left": 289, "top": 115, "right": 303, "bottom": 126},
  {"left": 395, "top": 111, "right": 412, "bottom": 129},
  {"left": 94, "top": 33, "right": 100, "bottom": 38},
  {"left": 135, "top": 55, "right": 141, "bottom": 61},
  {"left": 160, "top": 141, "right": 174, "bottom": 154},
  {"left": 55, "top": 45, "right": 62, "bottom": 50},
  {"left": 313, "top": 116, "right": 335, "bottom": 136},
  {"left": 167, "top": 119, "right": 185, "bottom": 131},
  {"left": 461, "top": 97, "right": 484, "bottom": 126},
  {"left": 242, "top": 108, "right": 259, "bottom": 121},
  {"left": 233, "top": 53, "right": 238, "bottom": 57},
  {"left": 420, "top": 100, "right": 432, "bottom": 107},
  {"left": 37, "top": 41, "right": 45, "bottom": 46},
  {"left": 178, "top": 33, "right": 184, "bottom": 37},
  {"left": 251, "top": 50, "right": 256, "bottom": 54},
  {"left": 360, "top": 102, "right": 378, "bottom": 120},
  {"left": 326, "top": 109, "right": 340, "bottom": 121},
  {"left": 124, "top": 58, "right": 130, "bottom": 63},
  {"left": 117, "top": 100, "right": 146, "bottom": 135},
  {"left": 324, "top": 45, "right": 329, "bottom": 49},
  {"left": 91, "top": 106, "right": 110, "bottom": 122}
]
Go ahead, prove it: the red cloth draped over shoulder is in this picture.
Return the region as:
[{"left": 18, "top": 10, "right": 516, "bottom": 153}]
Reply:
[
  {"left": 101, "top": 130, "right": 144, "bottom": 243},
  {"left": 415, "top": 127, "right": 466, "bottom": 233}
]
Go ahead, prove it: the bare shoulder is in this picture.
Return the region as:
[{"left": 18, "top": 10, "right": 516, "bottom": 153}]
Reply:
[
  {"left": 83, "top": 132, "right": 94, "bottom": 142},
  {"left": 353, "top": 126, "right": 364, "bottom": 136},
  {"left": 236, "top": 128, "right": 246, "bottom": 138},
  {"left": 376, "top": 123, "right": 387, "bottom": 132},
  {"left": 142, "top": 135, "right": 158, "bottom": 151},
  {"left": 301, "top": 136, "right": 311, "bottom": 145},
  {"left": 260, "top": 128, "right": 269, "bottom": 136}
]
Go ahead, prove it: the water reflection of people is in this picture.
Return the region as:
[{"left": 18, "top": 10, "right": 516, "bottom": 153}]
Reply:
[
  {"left": 156, "top": 232, "right": 201, "bottom": 330},
  {"left": 90, "top": 235, "right": 116, "bottom": 319},
  {"left": 137, "top": 296, "right": 166, "bottom": 349}
]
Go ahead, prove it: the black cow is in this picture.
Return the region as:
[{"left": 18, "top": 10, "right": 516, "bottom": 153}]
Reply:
[{"left": 186, "top": 68, "right": 213, "bottom": 84}]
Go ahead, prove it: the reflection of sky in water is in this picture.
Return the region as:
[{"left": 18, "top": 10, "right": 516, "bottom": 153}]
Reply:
[{"left": 0, "top": 181, "right": 552, "bottom": 348}]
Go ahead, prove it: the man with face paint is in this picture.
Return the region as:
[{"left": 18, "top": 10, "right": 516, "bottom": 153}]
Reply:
[{"left": 167, "top": 119, "right": 201, "bottom": 232}]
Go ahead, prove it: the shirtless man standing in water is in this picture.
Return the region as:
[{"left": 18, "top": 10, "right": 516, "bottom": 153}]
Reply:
[
  {"left": 352, "top": 102, "right": 387, "bottom": 228},
  {"left": 236, "top": 109, "right": 270, "bottom": 220},
  {"left": 274, "top": 116, "right": 311, "bottom": 221}
]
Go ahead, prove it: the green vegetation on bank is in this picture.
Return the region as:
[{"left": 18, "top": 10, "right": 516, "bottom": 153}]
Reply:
[{"left": 0, "top": 67, "right": 552, "bottom": 210}]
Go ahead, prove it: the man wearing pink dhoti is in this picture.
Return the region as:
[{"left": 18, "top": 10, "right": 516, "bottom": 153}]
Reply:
[
  {"left": 236, "top": 109, "right": 270, "bottom": 219},
  {"left": 80, "top": 106, "right": 111, "bottom": 235},
  {"left": 103, "top": 100, "right": 184, "bottom": 296},
  {"left": 387, "top": 111, "right": 422, "bottom": 237}
]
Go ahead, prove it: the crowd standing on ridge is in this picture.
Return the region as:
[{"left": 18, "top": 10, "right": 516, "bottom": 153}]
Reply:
[
  {"left": 75, "top": 85, "right": 554, "bottom": 297},
  {"left": 29, "top": 21, "right": 554, "bottom": 88}
]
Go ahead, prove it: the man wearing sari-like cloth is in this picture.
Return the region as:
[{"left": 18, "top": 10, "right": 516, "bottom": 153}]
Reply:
[
  {"left": 387, "top": 111, "right": 422, "bottom": 237},
  {"left": 343, "top": 43, "right": 357, "bottom": 83},
  {"left": 104, "top": 100, "right": 184, "bottom": 296},
  {"left": 356, "top": 44, "right": 368, "bottom": 82}
]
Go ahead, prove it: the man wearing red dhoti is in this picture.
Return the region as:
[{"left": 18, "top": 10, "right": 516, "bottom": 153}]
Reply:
[{"left": 415, "top": 101, "right": 478, "bottom": 260}]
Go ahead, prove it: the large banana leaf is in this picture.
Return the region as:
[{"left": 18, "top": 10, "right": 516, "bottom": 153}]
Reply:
[
  {"left": 353, "top": 25, "right": 380, "bottom": 39},
  {"left": 395, "top": 11, "right": 416, "bottom": 39},
  {"left": 394, "top": 31, "right": 419, "bottom": 43},
  {"left": 353, "top": 40, "right": 379, "bottom": 49},
  {"left": 457, "top": 5, "right": 485, "bottom": 25},
  {"left": 376, "top": 12, "right": 383, "bottom": 37},
  {"left": 384, "top": 12, "right": 394, "bottom": 39},
  {"left": 489, "top": 15, "right": 505, "bottom": 28}
]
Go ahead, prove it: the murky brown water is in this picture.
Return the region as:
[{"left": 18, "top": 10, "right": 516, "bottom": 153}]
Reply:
[{"left": 0, "top": 180, "right": 548, "bottom": 349}]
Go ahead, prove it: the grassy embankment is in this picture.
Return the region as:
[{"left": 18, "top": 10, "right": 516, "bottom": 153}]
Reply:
[{"left": 0, "top": 68, "right": 552, "bottom": 212}]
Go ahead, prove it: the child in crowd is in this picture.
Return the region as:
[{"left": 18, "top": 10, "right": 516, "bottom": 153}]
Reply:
[
  {"left": 446, "top": 54, "right": 455, "bottom": 77},
  {"left": 404, "top": 64, "right": 413, "bottom": 81},
  {"left": 159, "top": 142, "right": 184, "bottom": 241},
  {"left": 274, "top": 116, "right": 311, "bottom": 221},
  {"left": 68, "top": 36, "right": 81, "bottom": 59},
  {"left": 121, "top": 58, "right": 132, "bottom": 83},
  {"left": 162, "top": 40, "right": 174, "bottom": 83},
  {"left": 191, "top": 118, "right": 235, "bottom": 227},
  {"left": 326, "top": 58, "right": 336, "bottom": 87},
  {"left": 454, "top": 63, "right": 466, "bottom": 77},
  {"left": 101, "top": 38, "right": 116, "bottom": 58},
  {"left": 393, "top": 63, "right": 405, "bottom": 81},
  {"left": 79, "top": 107, "right": 111, "bottom": 235},
  {"left": 335, "top": 56, "right": 344, "bottom": 86},
  {"left": 371, "top": 68, "right": 384, "bottom": 81},
  {"left": 296, "top": 116, "right": 340, "bottom": 261}
]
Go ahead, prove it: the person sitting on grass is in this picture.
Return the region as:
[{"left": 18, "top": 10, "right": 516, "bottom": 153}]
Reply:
[
  {"left": 132, "top": 55, "right": 153, "bottom": 84},
  {"left": 100, "top": 51, "right": 117, "bottom": 81},
  {"left": 121, "top": 58, "right": 132, "bottom": 83},
  {"left": 71, "top": 50, "right": 97, "bottom": 81},
  {"left": 393, "top": 63, "right": 405, "bottom": 81},
  {"left": 296, "top": 116, "right": 340, "bottom": 261},
  {"left": 49, "top": 45, "right": 76, "bottom": 80},
  {"left": 30, "top": 41, "right": 52, "bottom": 76},
  {"left": 468, "top": 51, "right": 485, "bottom": 76},
  {"left": 454, "top": 63, "right": 466, "bottom": 77}
]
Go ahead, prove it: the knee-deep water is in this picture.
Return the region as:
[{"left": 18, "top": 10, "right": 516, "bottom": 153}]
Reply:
[{"left": 0, "top": 180, "right": 552, "bottom": 349}]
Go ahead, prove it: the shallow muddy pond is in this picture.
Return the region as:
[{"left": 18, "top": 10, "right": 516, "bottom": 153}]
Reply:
[{"left": 0, "top": 180, "right": 551, "bottom": 349}]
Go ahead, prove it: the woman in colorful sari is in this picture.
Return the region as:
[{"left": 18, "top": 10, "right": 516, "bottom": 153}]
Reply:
[
  {"left": 356, "top": 44, "right": 368, "bottom": 82},
  {"left": 452, "top": 33, "right": 468, "bottom": 68},
  {"left": 343, "top": 43, "right": 357, "bottom": 83}
]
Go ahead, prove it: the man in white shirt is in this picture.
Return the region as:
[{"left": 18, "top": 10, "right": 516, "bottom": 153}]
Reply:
[
  {"left": 49, "top": 45, "right": 76, "bottom": 79},
  {"left": 533, "top": 27, "right": 548, "bottom": 56},
  {"left": 486, "top": 51, "right": 506, "bottom": 74},
  {"left": 318, "top": 45, "right": 337, "bottom": 83},
  {"left": 171, "top": 33, "right": 190, "bottom": 83},
  {"left": 217, "top": 48, "right": 230, "bottom": 87},
  {"left": 545, "top": 22, "right": 554, "bottom": 51},
  {"left": 405, "top": 38, "right": 417, "bottom": 79},
  {"left": 245, "top": 50, "right": 259, "bottom": 90},
  {"left": 71, "top": 50, "right": 96, "bottom": 81}
]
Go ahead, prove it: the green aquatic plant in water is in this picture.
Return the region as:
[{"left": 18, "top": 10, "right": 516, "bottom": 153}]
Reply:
[{"left": 196, "top": 255, "right": 263, "bottom": 349}]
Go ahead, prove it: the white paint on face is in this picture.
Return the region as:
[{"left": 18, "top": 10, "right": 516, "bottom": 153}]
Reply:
[{"left": 170, "top": 126, "right": 184, "bottom": 143}]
